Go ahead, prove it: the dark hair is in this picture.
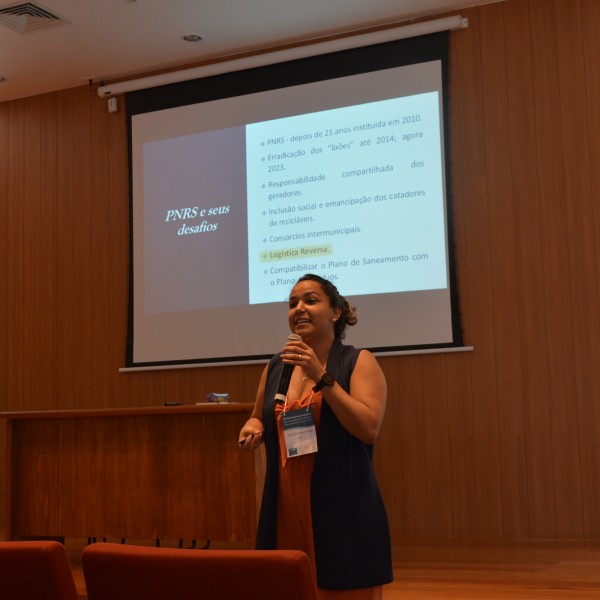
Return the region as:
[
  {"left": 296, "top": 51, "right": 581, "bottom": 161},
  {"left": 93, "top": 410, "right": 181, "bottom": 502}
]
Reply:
[{"left": 295, "top": 273, "right": 357, "bottom": 339}]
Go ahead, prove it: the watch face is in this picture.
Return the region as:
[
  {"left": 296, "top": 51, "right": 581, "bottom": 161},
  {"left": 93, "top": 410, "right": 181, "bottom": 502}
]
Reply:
[
  {"left": 323, "top": 372, "right": 335, "bottom": 386},
  {"left": 313, "top": 371, "right": 335, "bottom": 392}
]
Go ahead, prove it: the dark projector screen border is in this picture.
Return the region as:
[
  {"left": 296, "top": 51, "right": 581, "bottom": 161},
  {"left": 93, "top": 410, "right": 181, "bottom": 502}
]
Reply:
[{"left": 125, "top": 31, "right": 464, "bottom": 369}]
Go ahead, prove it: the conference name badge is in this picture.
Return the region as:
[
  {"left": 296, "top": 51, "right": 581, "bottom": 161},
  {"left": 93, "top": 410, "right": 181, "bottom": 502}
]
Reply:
[{"left": 282, "top": 407, "right": 318, "bottom": 458}]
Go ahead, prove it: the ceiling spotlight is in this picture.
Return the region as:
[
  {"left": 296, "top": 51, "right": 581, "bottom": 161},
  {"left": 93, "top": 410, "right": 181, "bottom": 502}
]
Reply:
[{"left": 182, "top": 34, "right": 203, "bottom": 42}]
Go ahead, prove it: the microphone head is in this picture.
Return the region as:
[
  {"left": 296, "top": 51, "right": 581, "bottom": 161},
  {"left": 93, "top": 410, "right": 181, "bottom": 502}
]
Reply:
[{"left": 288, "top": 333, "right": 302, "bottom": 342}]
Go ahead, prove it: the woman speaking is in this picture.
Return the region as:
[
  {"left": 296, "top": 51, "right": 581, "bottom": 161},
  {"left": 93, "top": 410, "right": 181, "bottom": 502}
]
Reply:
[{"left": 239, "top": 274, "right": 393, "bottom": 599}]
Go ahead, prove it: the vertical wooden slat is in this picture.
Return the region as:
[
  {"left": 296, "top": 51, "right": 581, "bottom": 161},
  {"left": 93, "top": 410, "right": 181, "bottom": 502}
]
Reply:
[
  {"left": 90, "top": 89, "right": 112, "bottom": 408},
  {"left": 421, "top": 354, "right": 453, "bottom": 539},
  {"left": 106, "top": 100, "right": 130, "bottom": 403},
  {"left": 527, "top": 0, "right": 583, "bottom": 541},
  {"left": 395, "top": 355, "right": 428, "bottom": 539},
  {"left": 0, "top": 103, "right": 8, "bottom": 410},
  {"left": 60, "top": 418, "right": 106, "bottom": 537},
  {"left": 14, "top": 420, "right": 61, "bottom": 536},
  {"left": 445, "top": 352, "right": 478, "bottom": 539},
  {"left": 553, "top": 0, "right": 600, "bottom": 538},
  {"left": 503, "top": 0, "right": 555, "bottom": 539},
  {"left": 21, "top": 96, "right": 43, "bottom": 413},
  {"left": 201, "top": 411, "right": 257, "bottom": 541},
  {"left": 578, "top": 0, "right": 600, "bottom": 539},
  {"left": 548, "top": 0, "right": 588, "bottom": 540},
  {"left": 39, "top": 92, "right": 60, "bottom": 408},
  {"left": 6, "top": 102, "right": 25, "bottom": 412},
  {"left": 375, "top": 356, "right": 405, "bottom": 541},
  {"left": 0, "top": 95, "right": 9, "bottom": 525},
  {"left": 54, "top": 89, "right": 76, "bottom": 408},
  {"left": 452, "top": 6, "right": 504, "bottom": 539},
  {"left": 104, "top": 415, "right": 161, "bottom": 538},
  {"left": 479, "top": 0, "right": 529, "bottom": 541},
  {"left": 445, "top": 9, "right": 479, "bottom": 541},
  {"left": 72, "top": 88, "right": 93, "bottom": 409}
]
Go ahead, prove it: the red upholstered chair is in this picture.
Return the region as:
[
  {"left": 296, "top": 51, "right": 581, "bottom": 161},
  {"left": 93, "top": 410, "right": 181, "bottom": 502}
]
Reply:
[
  {"left": 0, "top": 540, "right": 79, "bottom": 600},
  {"left": 82, "top": 543, "right": 317, "bottom": 600}
]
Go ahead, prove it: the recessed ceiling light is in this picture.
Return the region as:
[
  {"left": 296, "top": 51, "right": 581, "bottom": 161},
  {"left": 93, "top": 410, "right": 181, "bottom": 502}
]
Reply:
[{"left": 182, "top": 34, "right": 203, "bottom": 42}]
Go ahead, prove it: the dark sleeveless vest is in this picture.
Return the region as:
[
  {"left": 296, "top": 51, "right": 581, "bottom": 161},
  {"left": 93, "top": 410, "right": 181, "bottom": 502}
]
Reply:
[{"left": 256, "top": 339, "right": 393, "bottom": 590}]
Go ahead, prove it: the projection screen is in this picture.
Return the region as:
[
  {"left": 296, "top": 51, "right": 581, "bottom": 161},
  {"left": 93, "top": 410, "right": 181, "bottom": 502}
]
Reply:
[{"left": 125, "top": 31, "right": 463, "bottom": 368}]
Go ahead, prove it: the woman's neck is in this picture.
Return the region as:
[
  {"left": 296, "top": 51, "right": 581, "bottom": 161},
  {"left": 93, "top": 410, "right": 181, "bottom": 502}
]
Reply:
[{"left": 306, "top": 334, "right": 335, "bottom": 365}]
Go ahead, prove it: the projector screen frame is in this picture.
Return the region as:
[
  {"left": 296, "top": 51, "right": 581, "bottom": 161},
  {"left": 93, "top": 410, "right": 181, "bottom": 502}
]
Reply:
[{"left": 124, "top": 31, "right": 465, "bottom": 370}]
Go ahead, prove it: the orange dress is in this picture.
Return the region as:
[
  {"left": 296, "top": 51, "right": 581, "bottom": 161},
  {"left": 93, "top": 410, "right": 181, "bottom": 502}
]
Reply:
[{"left": 275, "top": 391, "right": 383, "bottom": 600}]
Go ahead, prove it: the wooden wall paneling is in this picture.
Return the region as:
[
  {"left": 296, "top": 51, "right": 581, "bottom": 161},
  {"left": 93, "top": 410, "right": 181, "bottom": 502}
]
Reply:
[
  {"left": 21, "top": 96, "right": 43, "bottom": 415},
  {"left": 160, "top": 413, "right": 209, "bottom": 539},
  {"left": 374, "top": 355, "right": 405, "bottom": 542},
  {"left": 440, "top": 13, "right": 483, "bottom": 542},
  {"left": 13, "top": 420, "right": 61, "bottom": 536},
  {"left": 421, "top": 354, "right": 453, "bottom": 539},
  {"left": 529, "top": 0, "right": 584, "bottom": 541},
  {"left": 124, "top": 368, "right": 189, "bottom": 410},
  {"left": 59, "top": 417, "right": 106, "bottom": 537},
  {"left": 148, "top": 368, "right": 185, "bottom": 406},
  {"left": 203, "top": 364, "right": 251, "bottom": 404},
  {"left": 544, "top": 2, "right": 584, "bottom": 538},
  {"left": 581, "top": 0, "right": 600, "bottom": 312},
  {"left": 0, "top": 99, "right": 9, "bottom": 520},
  {"left": 102, "top": 414, "right": 160, "bottom": 538},
  {"left": 38, "top": 93, "right": 60, "bottom": 409},
  {"left": 170, "top": 369, "right": 197, "bottom": 405},
  {"left": 123, "top": 372, "right": 152, "bottom": 409},
  {"left": 395, "top": 355, "right": 429, "bottom": 539},
  {"left": 166, "top": 368, "right": 198, "bottom": 405},
  {"left": 71, "top": 88, "right": 94, "bottom": 409},
  {"left": 203, "top": 366, "right": 235, "bottom": 402},
  {"left": 444, "top": 353, "right": 478, "bottom": 539},
  {"left": 201, "top": 410, "right": 257, "bottom": 542},
  {"left": 7, "top": 101, "right": 26, "bottom": 412},
  {"left": 242, "top": 363, "right": 264, "bottom": 403},
  {"left": 479, "top": 2, "right": 531, "bottom": 540},
  {"left": 453, "top": 8, "right": 505, "bottom": 539},
  {"left": 444, "top": 18, "right": 481, "bottom": 540},
  {"left": 549, "top": 0, "right": 590, "bottom": 540},
  {"left": 53, "top": 89, "right": 77, "bottom": 409},
  {"left": 163, "top": 368, "right": 192, "bottom": 405},
  {"left": 554, "top": 0, "right": 600, "bottom": 538},
  {"left": 4, "top": 0, "right": 600, "bottom": 545},
  {"left": 105, "top": 99, "right": 129, "bottom": 404},
  {"left": 578, "top": 0, "right": 600, "bottom": 538},
  {"left": 89, "top": 92, "right": 112, "bottom": 408},
  {"left": 502, "top": 0, "right": 556, "bottom": 539}
]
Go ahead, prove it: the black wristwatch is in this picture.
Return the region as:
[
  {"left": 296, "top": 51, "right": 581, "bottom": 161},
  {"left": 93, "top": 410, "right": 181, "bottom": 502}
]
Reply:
[{"left": 313, "top": 371, "right": 335, "bottom": 392}]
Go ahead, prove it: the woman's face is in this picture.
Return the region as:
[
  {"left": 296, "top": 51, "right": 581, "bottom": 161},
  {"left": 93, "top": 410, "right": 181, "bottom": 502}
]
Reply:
[{"left": 287, "top": 280, "right": 340, "bottom": 342}]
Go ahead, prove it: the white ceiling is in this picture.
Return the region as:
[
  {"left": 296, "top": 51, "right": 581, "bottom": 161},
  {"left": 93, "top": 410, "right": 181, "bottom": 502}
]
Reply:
[{"left": 0, "top": 0, "right": 499, "bottom": 103}]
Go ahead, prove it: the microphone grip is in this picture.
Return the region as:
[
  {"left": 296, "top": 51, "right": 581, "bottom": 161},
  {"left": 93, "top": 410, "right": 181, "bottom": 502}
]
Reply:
[
  {"left": 274, "top": 364, "right": 294, "bottom": 403},
  {"left": 274, "top": 333, "right": 302, "bottom": 403}
]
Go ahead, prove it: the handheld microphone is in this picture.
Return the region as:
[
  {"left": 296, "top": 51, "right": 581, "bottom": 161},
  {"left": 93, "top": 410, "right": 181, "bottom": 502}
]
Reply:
[{"left": 274, "top": 333, "right": 302, "bottom": 403}]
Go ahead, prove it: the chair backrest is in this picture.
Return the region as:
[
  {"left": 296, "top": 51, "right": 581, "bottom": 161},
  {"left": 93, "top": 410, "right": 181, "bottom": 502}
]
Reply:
[
  {"left": 82, "top": 543, "right": 317, "bottom": 600},
  {"left": 0, "top": 540, "right": 79, "bottom": 600}
]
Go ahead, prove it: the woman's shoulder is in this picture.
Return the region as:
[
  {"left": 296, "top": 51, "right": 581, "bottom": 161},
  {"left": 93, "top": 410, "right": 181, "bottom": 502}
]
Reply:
[{"left": 335, "top": 339, "right": 363, "bottom": 361}]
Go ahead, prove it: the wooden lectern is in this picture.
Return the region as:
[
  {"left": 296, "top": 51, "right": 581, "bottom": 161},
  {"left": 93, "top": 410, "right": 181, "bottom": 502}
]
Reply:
[{"left": 2, "top": 404, "right": 264, "bottom": 544}]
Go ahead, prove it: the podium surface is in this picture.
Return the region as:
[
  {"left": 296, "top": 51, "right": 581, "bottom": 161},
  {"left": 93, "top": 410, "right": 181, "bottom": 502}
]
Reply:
[{"left": 2, "top": 404, "right": 262, "bottom": 543}]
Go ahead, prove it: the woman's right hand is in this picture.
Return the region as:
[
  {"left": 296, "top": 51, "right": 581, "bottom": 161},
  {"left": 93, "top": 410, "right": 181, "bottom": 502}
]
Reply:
[{"left": 238, "top": 417, "right": 264, "bottom": 450}]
